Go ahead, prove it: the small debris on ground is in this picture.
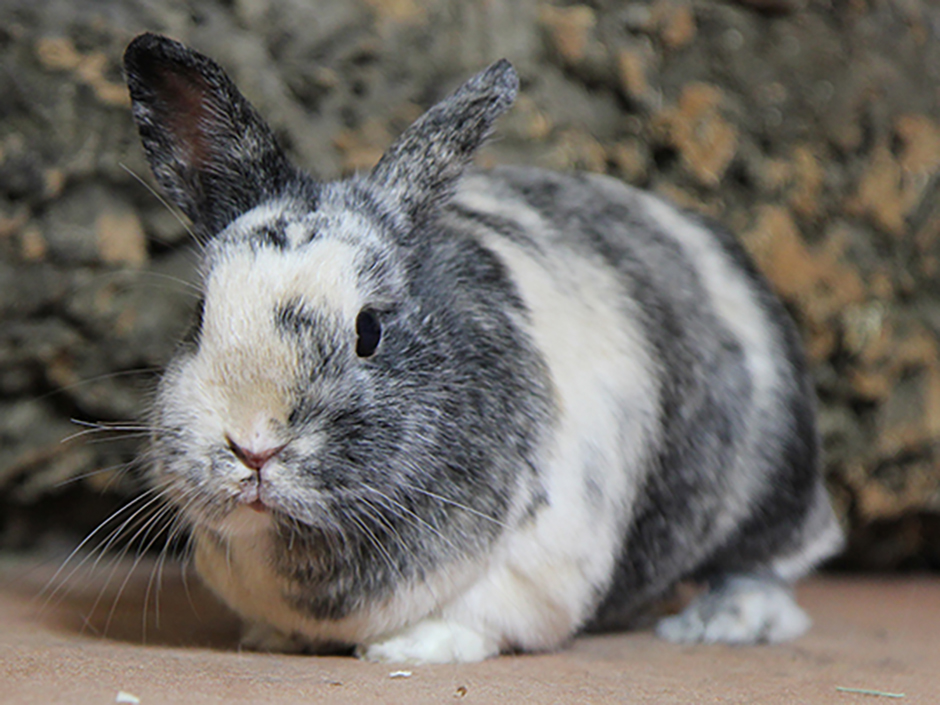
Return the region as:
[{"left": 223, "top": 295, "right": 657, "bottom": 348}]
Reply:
[
  {"left": 836, "top": 686, "right": 905, "bottom": 699},
  {"left": 389, "top": 670, "right": 412, "bottom": 679}
]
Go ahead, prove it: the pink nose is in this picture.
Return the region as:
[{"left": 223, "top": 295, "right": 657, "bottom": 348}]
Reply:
[{"left": 227, "top": 437, "right": 285, "bottom": 471}]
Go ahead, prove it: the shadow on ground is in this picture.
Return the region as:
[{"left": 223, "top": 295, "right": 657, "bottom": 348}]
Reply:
[{"left": 2, "top": 554, "right": 241, "bottom": 650}]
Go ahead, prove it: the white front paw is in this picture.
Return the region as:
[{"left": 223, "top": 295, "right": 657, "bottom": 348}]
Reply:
[{"left": 358, "top": 619, "right": 498, "bottom": 664}]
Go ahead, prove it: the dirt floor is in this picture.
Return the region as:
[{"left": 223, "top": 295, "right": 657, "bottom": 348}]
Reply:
[{"left": 0, "top": 556, "right": 936, "bottom": 704}]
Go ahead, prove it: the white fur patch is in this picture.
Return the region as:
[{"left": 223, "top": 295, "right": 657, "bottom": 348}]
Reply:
[
  {"left": 587, "top": 176, "right": 791, "bottom": 543},
  {"left": 656, "top": 575, "right": 811, "bottom": 644},
  {"left": 357, "top": 619, "right": 497, "bottom": 664},
  {"left": 442, "top": 177, "right": 659, "bottom": 652},
  {"left": 186, "top": 217, "right": 365, "bottom": 449},
  {"left": 220, "top": 198, "right": 295, "bottom": 240},
  {"left": 194, "top": 526, "right": 281, "bottom": 624},
  {"left": 772, "top": 483, "right": 845, "bottom": 581},
  {"left": 630, "top": 188, "right": 781, "bottom": 401},
  {"left": 195, "top": 523, "right": 490, "bottom": 650}
]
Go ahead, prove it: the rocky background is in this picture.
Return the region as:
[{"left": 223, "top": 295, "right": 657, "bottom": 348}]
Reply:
[{"left": 0, "top": 0, "right": 938, "bottom": 570}]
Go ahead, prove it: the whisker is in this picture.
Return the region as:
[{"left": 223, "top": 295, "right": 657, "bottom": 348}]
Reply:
[
  {"left": 85, "top": 492, "right": 170, "bottom": 575},
  {"left": 360, "top": 484, "right": 460, "bottom": 554},
  {"left": 51, "top": 461, "right": 136, "bottom": 490},
  {"left": 132, "top": 270, "right": 203, "bottom": 297},
  {"left": 35, "top": 368, "right": 162, "bottom": 404},
  {"left": 119, "top": 162, "right": 197, "bottom": 244},
  {"left": 79, "top": 433, "right": 157, "bottom": 447},
  {"left": 399, "top": 482, "right": 509, "bottom": 529},
  {"left": 345, "top": 509, "right": 402, "bottom": 584},
  {"left": 61, "top": 483, "right": 189, "bottom": 621},
  {"left": 357, "top": 487, "right": 465, "bottom": 608},
  {"left": 355, "top": 497, "right": 404, "bottom": 551},
  {"left": 95, "top": 500, "right": 179, "bottom": 637},
  {"left": 78, "top": 611, "right": 102, "bottom": 637},
  {"left": 178, "top": 533, "right": 201, "bottom": 621},
  {"left": 90, "top": 482, "right": 202, "bottom": 636},
  {"left": 104, "top": 498, "right": 185, "bottom": 638},
  {"left": 40, "top": 489, "right": 163, "bottom": 607},
  {"left": 69, "top": 419, "right": 158, "bottom": 431},
  {"left": 143, "top": 502, "right": 187, "bottom": 636},
  {"left": 62, "top": 420, "right": 165, "bottom": 444},
  {"left": 148, "top": 504, "right": 191, "bottom": 632}
]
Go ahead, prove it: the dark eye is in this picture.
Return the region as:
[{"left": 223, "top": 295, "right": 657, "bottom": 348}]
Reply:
[{"left": 355, "top": 309, "right": 382, "bottom": 358}]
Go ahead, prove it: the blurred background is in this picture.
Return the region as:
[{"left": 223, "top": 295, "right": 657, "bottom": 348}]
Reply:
[{"left": 0, "top": 0, "right": 938, "bottom": 571}]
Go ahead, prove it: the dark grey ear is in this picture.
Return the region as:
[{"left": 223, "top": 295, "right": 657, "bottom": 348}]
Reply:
[
  {"left": 369, "top": 60, "right": 518, "bottom": 221},
  {"left": 123, "top": 33, "right": 296, "bottom": 235}
]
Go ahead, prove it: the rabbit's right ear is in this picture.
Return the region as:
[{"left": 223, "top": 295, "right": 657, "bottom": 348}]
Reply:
[
  {"left": 123, "top": 33, "right": 296, "bottom": 235},
  {"left": 369, "top": 60, "right": 518, "bottom": 223}
]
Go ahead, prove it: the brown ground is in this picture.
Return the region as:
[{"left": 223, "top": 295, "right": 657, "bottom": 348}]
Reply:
[{"left": 0, "top": 556, "right": 936, "bottom": 704}]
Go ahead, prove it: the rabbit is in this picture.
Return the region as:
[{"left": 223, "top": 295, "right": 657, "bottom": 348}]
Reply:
[{"left": 123, "top": 32, "right": 843, "bottom": 664}]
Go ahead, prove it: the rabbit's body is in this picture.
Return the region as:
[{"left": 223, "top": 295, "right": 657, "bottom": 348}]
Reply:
[{"left": 124, "top": 34, "right": 842, "bottom": 664}]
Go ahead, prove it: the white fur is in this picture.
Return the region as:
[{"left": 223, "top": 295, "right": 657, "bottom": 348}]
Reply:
[
  {"left": 593, "top": 178, "right": 788, "bottom": 541},
  {"left": 194, "top": 524, "right": 300, "bottom": 635},
  {"left": 217, "top": 504, "right": 275, "bottom": 538},
  {"left": 155, "top": 206, "right": 377, "bottom": 525},
  {"left": 656, "top": 576, "right": 811, "bottom": 644},
  {"left": 196, "top": 521, "right": 490, "bottom": 647},
  {"left": 183, "top": 212, "right": 366, "bottom": 450},
  {"left": 218, "top": 198, "right": 294, "bottom": 242},
  {"left": 357, "top": 620, "right": 495, "bottom": 664},
  {"left": 772, "top": 483, "right": 845, "bottom": 582}
]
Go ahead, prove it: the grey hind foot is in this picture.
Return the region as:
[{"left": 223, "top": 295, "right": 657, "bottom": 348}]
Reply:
[{"left": 655, "top": 575, "right": 811, "bottom": 645}]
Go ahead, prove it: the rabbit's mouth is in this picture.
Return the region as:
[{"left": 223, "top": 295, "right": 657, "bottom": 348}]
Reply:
[
  {"left": 232, "top": 474, "right": 271, "bottom": 512},
  {"left": 246, "top": 499, "right": 267, "bottom": 513},
  {"left": 232, "top": 480, "right": 294, "bottom": 520}
]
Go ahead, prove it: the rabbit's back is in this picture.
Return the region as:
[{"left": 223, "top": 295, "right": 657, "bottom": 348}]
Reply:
[{"left": 446, "top": 166, "right": 841, "bottom": 628}]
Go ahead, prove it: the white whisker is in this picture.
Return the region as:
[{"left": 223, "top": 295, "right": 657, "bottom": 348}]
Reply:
[
  {"left": 119, "top": 162, "right": 198, "bottom": 244},
  {"left": 399, "top": 482, "right": 509, "bottom": 529}
]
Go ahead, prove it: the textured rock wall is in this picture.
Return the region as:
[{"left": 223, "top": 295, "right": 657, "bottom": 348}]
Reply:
[{"left": 1, "top": 0, "right": 938, "bottom": 568}]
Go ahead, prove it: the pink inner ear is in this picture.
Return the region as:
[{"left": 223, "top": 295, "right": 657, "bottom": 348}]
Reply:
[{"left": 159, "top": 70, "right": 218, "bottom": 171}]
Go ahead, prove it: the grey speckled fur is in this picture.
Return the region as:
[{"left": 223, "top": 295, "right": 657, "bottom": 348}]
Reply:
[{"left": 124, "top": 33, "right": 843, "bottom": 664}]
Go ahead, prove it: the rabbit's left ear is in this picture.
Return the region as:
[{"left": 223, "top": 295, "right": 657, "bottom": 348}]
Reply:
[
  {"left": 123, "top": 33, "right": 297, "bottom": 235},
  {"left": 369, "top": 60, "right": 518, "bottom": 222}
]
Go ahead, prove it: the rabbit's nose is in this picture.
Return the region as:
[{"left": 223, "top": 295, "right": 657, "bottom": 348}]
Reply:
[{"left": 226, "top": 436, "right": 285, "bottom": 471}]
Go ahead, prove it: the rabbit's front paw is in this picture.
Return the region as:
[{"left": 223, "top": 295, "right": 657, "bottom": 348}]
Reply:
[{"left": 357, "top": 619, "right": 497, "bottom": 664}]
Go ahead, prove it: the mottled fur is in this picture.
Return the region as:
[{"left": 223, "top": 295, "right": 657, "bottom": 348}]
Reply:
[{"left": 124, "top": 33, "right": 842, "bottom": 664}]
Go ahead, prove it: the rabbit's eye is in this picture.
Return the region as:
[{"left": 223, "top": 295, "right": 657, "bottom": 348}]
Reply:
[{"left": 355, "top": 309, "right": 381, "bottom": 358}]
